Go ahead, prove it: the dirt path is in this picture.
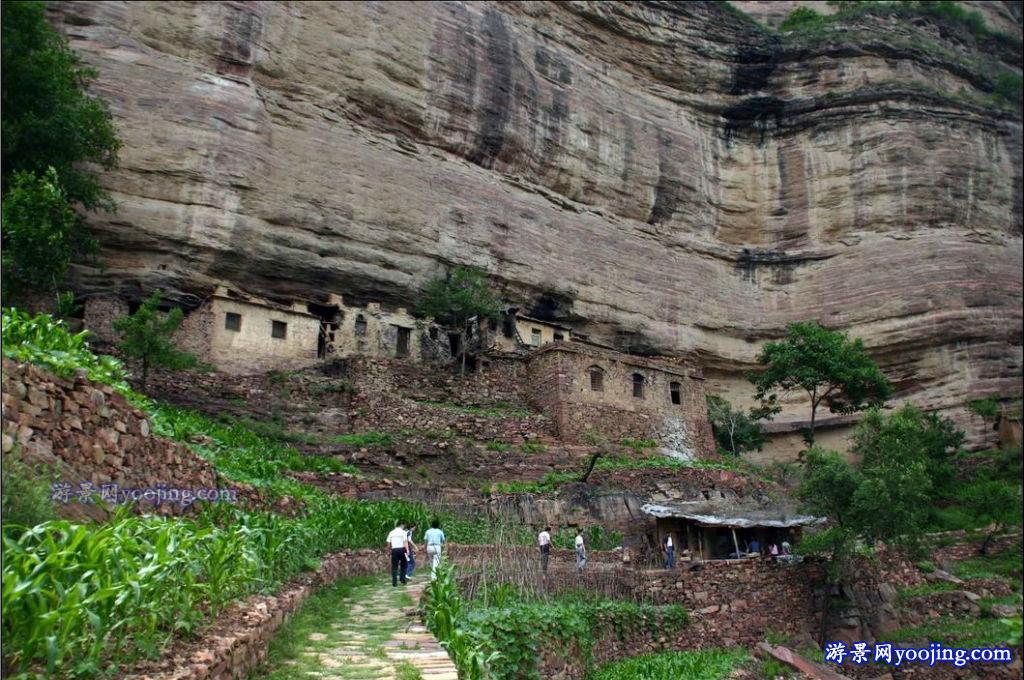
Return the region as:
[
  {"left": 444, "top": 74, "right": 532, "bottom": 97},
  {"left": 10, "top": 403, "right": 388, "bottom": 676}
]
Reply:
[{"left": 262, "top": 578, "right": 458, "bottom": 680}]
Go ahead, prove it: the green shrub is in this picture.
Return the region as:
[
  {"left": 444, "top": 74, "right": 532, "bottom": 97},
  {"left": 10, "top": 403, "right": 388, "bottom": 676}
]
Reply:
[
  {"left": 519, "top": 441, "right": 548, "bottom": 454},
  {"left": 485, "top": 441, "right": 511, "bottom": 453},
  {"left": 757, "top": 657, "right": 795, "bottom": 679},
  {"left": 0, "top": 452, "right": 56, "bottom": 533},
  {"left": 994, "top": 72, "right": 1023, "bottom": 106},
  {"left": 780, "top": 6, "right": 826, "bottom": 31},
  {"left": 620, "top": 438, "right": 658, "bottom": 453},
  {"left": 898, "top": 581, "right": 958, "bottom": 600}
]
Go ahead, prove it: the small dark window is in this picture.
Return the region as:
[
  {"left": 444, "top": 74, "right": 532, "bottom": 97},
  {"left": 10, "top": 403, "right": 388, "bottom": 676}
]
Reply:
[
  {"left": 530, "top": 328, "right": 542, "bottom": 346},
  {"left": 396, "top": 326, "right": 410, "bottom": 357},
  {"left": 632, "top": 373, "right": 645, "bottom": 399},
  {"left": 354, "top": 314, "right": 367, "bottom": 336},
  {"left": 225, "top": 312, "right": 241, "bottom": 332},
  {"left": 670, "top": 381, "right": 681, "bottom": 405},
  {"left": 553, "top": 332, "right": 564, "bottom": 341},
  {"left": 429, "top": 327, "right": 438, "bottom": 340},
  {"left": 502, "top": 313, "right": 516, "bottom": 338},
  {"left": 272, "top": 320, "right": 287, "bottom": 339},
  {"left": 590, "top": 366, "right": 604, "bottom": 392}
]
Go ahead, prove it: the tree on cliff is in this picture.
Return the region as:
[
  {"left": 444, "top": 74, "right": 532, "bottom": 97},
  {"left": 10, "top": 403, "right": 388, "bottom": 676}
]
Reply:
[
  {"left": 1, "top": 0, "right": 120, "bottom": 302},
  {"left": 416, "top": 267, "right": 501, "bottom": 376},
  {"left": 114, "top": 292, "right": 197, "bottom": 390},
  {"left": 798, "top": 443, "right": 933, "bottom": 644},
  {"left": 749, "top": 322, "right": 892, "bottom": 447},
  {"left": 705, "top": 395, "right": 768, "bottom": 456}
]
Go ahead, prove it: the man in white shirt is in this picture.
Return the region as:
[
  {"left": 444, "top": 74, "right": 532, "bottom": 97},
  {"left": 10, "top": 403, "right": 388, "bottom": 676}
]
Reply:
[
  {"left": 574, "top": 531, "right": 586, "bottom": 572},
  {"left": 386, "top": 521, "right": 409, "bottom": 586},
  {"left": 664, "top": 534, "right": 675, "bottom": 570},
  {"left": 538, "top": 526, "right": 552, "bottom": 574}
]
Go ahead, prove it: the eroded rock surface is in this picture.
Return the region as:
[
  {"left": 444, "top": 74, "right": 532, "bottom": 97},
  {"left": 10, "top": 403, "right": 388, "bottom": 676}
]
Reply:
[{"left": 48, "top": 1, "right": 1023, "bottom": 446}]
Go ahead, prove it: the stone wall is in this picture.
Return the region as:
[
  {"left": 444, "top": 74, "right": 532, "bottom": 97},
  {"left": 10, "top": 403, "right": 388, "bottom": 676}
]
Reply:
[
  {"left": 0, "top": 359, "right": 252, "bottom": 516},
  {"left": 82, "top": 296, "right": 129, "bottom": 344},
  {"left": 525, "top": 343, "right": 715, "bottom": 457},
  {"left": 123, "top": 548, "right": 380, "bottom": 680}
]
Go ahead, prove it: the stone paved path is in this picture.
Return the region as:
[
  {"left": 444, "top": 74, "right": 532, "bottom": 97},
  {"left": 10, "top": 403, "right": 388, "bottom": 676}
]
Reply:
[{"left": 277, "top": 578, "right": 458, "bottom": 680}]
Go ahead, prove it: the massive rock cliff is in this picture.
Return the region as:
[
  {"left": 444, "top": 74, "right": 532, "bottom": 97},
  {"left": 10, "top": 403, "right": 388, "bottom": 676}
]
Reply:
[{"left": 49, "top": 1, "right": 1022, "bottom": 448}]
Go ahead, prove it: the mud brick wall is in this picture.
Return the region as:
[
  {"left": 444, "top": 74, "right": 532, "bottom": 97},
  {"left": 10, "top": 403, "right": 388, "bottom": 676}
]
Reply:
[
  {"left": 123, "top": 549, "right": 381, "bottom": 680},
  {"left": 1, "top": 359, "right": 252, "bottom": 515}
]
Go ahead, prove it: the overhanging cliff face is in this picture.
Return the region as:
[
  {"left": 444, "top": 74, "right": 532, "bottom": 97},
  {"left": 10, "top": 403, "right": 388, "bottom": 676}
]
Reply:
[{"left": 49, "top": 1, "right": 1022, "bottom": 442}]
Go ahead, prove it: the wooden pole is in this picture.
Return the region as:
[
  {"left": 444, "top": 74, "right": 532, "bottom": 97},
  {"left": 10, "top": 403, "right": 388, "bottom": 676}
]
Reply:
[{"left": 731, "top": 528, "right": 741, "bottom": 560}]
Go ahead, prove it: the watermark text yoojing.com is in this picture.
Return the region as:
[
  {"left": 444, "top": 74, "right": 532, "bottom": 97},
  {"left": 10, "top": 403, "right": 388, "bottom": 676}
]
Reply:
[
  {"left": 51, "top": 481, "right": 237, "bottom": 509},
  {"left": 825, "top": 641, "right": 1015, "bottom": 669}
]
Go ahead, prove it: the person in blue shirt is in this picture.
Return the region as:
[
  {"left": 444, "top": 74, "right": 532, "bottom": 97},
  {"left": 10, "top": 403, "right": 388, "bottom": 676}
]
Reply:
[{"left": 424, "top": 519, "right": 446, "bottom": 578}]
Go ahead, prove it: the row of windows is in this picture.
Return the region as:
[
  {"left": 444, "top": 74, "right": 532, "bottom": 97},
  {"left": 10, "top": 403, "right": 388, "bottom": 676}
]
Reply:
[
  {"left": 225, "top": 312, "right": 288, "bottom": 339},
  {"left": 224, "top": 312, "right": 413, "bottom": 354},
  {"left": 589, "top": 367, "right": 682, "bottom": 404}
]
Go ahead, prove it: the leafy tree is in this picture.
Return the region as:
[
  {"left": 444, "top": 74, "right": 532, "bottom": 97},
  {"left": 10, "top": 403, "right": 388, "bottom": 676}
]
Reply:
[
  {"left": 705, "top": 395, "right": 767, "bottom": 456},
  {"left": 798, "top": 444, "right": 933, "bottom": 642},
  {"left": 416, "top": 266, "right": 501, "bottom": 375},
  {"left": 957, "top": 479, "right": 1023, "bottom": 556},
  {"left": 1, "top": 0, "right": 119, "bottom": 299},
  {"left": 853, "top": 404, "right": 963, "bottom": 500},
  {"left": 967, "top": 396, "right": 1001, "bottom": 428},
  {"left": 750, "top": 321, "right": 892, "bottom": 446},
  {"left": 114, "top": 292, "right": 197, "bottom": 389}
]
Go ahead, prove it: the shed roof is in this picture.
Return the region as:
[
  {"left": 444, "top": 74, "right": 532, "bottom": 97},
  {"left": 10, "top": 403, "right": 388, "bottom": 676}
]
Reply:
[{"left": 641, "top": 502, "right": 824, "bottom": 529}]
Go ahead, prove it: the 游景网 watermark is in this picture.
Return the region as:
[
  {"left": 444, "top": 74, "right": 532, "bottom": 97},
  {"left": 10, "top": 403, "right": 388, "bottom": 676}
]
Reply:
[{"left": 825, "top": 641, "right": 1014, "bottom": 668}]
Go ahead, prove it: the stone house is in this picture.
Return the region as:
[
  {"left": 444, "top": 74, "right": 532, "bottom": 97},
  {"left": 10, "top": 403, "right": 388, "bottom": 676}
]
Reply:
[
  {"left": 525, "top": 341, "right": 716, "bottom": 458},
  {"left": 491, "top": 309, "right": 572, "bottom": 353},
  {"left": 83, "top": 288, "right": 451, "bottom": 374}
]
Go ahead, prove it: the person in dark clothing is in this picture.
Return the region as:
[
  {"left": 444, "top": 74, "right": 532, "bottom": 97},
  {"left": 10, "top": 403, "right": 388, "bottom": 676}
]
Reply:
[{"left": 386, "top": 521, "right": 409, "bottom": 586}]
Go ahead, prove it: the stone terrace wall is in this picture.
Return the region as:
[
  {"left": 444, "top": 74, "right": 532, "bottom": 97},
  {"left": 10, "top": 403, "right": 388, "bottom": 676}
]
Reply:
[
  {"left": 1, "top": 359, "right": 252, "bottom": 515},
  {"left": 348, "top": 358, "right": 555, "bottom": 441}
]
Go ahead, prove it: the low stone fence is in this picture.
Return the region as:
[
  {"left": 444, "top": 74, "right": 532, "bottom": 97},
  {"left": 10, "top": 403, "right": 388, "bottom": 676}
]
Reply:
[{"left": 123, "top": 549, "right": 381, "bottom": 680}]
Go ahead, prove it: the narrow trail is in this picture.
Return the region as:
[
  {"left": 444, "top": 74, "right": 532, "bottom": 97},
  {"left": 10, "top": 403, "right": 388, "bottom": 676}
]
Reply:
[{"left": 266, "top": 578, "right": 458, "bottom": 680}]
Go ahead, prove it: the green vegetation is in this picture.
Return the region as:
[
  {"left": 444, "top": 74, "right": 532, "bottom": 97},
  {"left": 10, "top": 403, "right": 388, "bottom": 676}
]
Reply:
[
  {"left": 952, "top": 542, "right": 1023, "bottom": 585},
  {"left": 889, "top": 615, "right": 1023, "bottom": 648},
  {"left": 416, "top": 267, "right": 501, "bottom": 375},
  {"left": 417, "top": 399, "right": 532, "bottom": 418},
  {"left": 0, "top": 451, "right": 56, "bottom": 534},
  {"left": 757, "top": 657, "right": 796, "bottom": 679},
  {"left": 425, "top": 565, "right": 688, "bottom": 680},
  {"left": 897, "top": 581, "right": 958, "bottom": 600},
  {"left": 705, "top": 395, "right": 767, "bottom": 456},
  {"left": 751, "top": 321, "right": 892, "bottom": 446},
  {"left": 588, "top": 649, "right": 748, "bottom": 680},
  {"left": 1, "top": 0, "right": 120, "bottom": 301},
  {"left": 619, "top": 437, "right": 657, "bottom": 453},
  {"left": 114, "top": 291, "right": 198, "bottom": 389},
  {"left": 307, "top": 378, "right": 354, "bottom": 396},
  {"left": 779, "top": 6, "right": 826, "bottom": 32},
  {"left": 2, "top": 308, "right": 129, "bottom": 390},
  {"left": 967, "top": 396, "right": 1001, "bottom": 422},
  {"left": 329, "top": 431, "right": 395, "bottom": 447},
  {"left": 485, "top": 440, "right": 512, "bottom": 453},
  {"left": 519, "top": 441, "right": 548, "bottom": 454}
]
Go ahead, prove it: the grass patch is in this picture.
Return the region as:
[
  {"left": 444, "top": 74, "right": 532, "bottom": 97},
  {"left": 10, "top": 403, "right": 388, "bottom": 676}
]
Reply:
[
  {"left": 520, "top": 441, "right": 548, "bottom": 454},
  {"left": 898, "top": 581, "right": 958, "bottom": 600},
  {"left": 588, "top": 649, "right": 748, "bottom": 680},
  {"left": 620, "top": 438, "right": 658, "bottom": 453},
  {"left": 952, "top": 544, "right": 1023, "bottom": 585},
  {"left": 329, "top": 431, "right": 395, "bottom": 447},
  {"left": 485, "top": 441, "right": 511, "bottom": 453},
  {"left": 889, "top": 615, "right": 1022, "bottom": 647},
  {"left": 414, "top": 399, "right": 532, "bottom": 418}
]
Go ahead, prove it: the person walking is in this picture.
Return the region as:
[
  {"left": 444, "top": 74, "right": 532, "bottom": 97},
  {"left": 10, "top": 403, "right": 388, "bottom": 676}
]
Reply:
[
  {"left": 386, "top": 521, "right": 409, "bottom": 587},
  {"left": 574, "top": 530, "right": 587, "bottom": 573},
  {"left": 538, "top": 526, "right": 552, "bottom": 574},
  {"left": 405, "top": 524, "right": 418, "bottom": 579},
  {"left": 424, "top": 519, "right": 445, "bottom": 578},
  {"left": 663, "top": 533, "right": 676, "bottom": 569}
]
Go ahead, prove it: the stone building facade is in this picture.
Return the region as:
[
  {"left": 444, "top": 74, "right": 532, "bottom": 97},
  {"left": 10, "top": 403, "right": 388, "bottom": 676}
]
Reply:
[
  {"left": 525, "top": 342, "right": 715, "bottom": 458},
  {"left": 83, "top": 288, "right": 452, "bottom": 375},
  {"left": 490, "top": 311, "right": 572, "bottom": 353}
]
